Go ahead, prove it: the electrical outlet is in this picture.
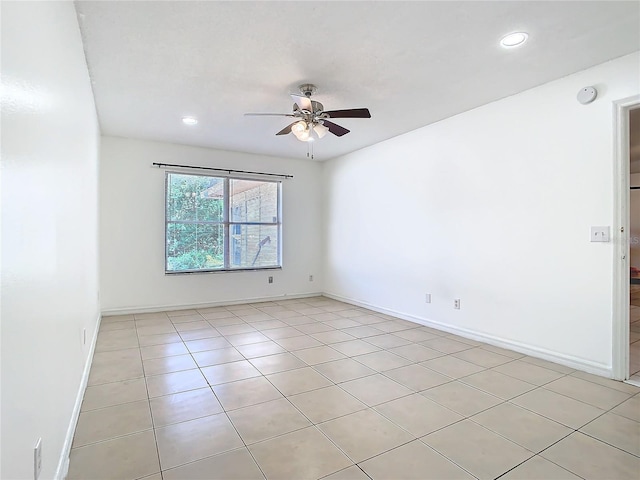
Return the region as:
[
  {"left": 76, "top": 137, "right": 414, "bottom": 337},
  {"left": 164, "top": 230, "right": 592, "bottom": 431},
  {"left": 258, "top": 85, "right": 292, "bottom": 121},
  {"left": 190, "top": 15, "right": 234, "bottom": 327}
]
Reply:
[
  {"left": 34, "top": 438, "right": 42, "bottom": 480},
  {"left": 425, "top": 293, "right": 431, "bottom": 303},
  {"left": 268, "top": 276, "right": 273, "bottom": 284},
  {"left": 454, "top": 299, "right": 461, "bottom": 309},
  {"left": 309, "top": 275, "right": 314, "bottom": 282}
]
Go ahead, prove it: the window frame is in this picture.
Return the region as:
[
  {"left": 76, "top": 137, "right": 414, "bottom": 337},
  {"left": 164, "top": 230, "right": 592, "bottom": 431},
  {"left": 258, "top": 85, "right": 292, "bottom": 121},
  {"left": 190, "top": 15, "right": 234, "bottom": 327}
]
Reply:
[{"left": 164, "top": 171, "right": 282, "bottom": 274}]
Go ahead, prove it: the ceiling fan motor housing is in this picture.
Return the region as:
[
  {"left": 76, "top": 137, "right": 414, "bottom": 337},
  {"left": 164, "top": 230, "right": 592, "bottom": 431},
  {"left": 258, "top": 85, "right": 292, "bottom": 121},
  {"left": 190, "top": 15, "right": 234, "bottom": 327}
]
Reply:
[
  {"left": 245, "top": 83, "right": 369, "bottom": 140},
  {"left": 293, "top": 100, "right": 326, "bottom": 120}
]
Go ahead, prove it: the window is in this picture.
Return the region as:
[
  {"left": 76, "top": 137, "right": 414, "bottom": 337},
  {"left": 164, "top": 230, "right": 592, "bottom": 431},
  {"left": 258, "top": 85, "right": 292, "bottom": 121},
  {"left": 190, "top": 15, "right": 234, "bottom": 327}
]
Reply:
[{"left": 165, "top": 172, "right": 281, "bottom": 273}]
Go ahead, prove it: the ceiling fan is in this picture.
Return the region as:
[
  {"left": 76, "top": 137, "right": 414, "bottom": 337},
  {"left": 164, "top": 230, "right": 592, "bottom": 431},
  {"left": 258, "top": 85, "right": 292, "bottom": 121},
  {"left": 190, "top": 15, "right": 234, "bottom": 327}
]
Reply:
[{"left": 245, "top": 84, "right": 371, "bottom": 142}]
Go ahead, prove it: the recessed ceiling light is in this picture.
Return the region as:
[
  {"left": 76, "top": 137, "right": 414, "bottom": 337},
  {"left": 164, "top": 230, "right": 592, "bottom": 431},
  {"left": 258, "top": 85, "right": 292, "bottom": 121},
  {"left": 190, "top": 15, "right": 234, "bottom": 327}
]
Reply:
[
  {"left": 182, "top": 116, "right": 198, "bottom": 125},
  {"left": 500, "top": 32, "right": 528, "bottom": 48}
]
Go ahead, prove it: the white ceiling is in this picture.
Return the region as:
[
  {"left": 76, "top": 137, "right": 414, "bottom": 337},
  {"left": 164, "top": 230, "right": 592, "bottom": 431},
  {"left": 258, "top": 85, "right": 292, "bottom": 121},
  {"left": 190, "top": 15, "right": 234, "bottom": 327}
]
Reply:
[{"left": 75, "top": 1, "right": 639, "bottom": 162}]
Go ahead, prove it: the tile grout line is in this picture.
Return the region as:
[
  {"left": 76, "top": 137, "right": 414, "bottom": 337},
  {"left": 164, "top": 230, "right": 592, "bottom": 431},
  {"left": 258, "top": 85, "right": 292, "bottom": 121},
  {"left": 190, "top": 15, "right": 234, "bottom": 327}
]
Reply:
[
  {"left": 127, "top": 309, "right": 634, "bottom": 428},
  {"left": 225, "top": 327, "right": 432, "bottom": 478},
  {"left": 208, "top": 387, "right": 269, "bottom": 480},
  {"left": 506, "top": 375, "right": 634, "bottom": 418},
  {"left": 134, "top": 318, "right": 164, "bottom": 480},
  {"left": 281, "top": 340, "right": 490, "bottom": 477},
  {"left": 223, "top": 301, "right": 390, "bottom": 475},
  {"left": 161, "top": 307, "right": 268, "bottom": 478},
  {"left": 173, "top": 305, "right": 351, "bottom": 478},
  {"left": 493, "top": 450, "right": 587, "bottom": 480},
  {"left": 304, "top": 310, "right": 639, "bottom": 476},
  {"left": 412, "top": 438, "right": 482, "bottom": 480},
  {"left": 240, "top": 367, "right": 362, "bottom": 477},
  {"left": 497, "top": 381, "right": 640, "bottom": 461},
  {"left": 73, "top": 297, "right": 640, "bottom": 479}
]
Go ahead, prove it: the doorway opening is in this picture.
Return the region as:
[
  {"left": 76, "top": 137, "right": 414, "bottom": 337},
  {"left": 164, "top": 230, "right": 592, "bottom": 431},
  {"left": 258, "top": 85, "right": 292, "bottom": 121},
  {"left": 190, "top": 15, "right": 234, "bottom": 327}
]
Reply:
[
  {"left": 628, "top": 107, "right": 640, "bottom": 383},
  {"left": 613, "top": 95, "right": 640, "bottom": 384}
]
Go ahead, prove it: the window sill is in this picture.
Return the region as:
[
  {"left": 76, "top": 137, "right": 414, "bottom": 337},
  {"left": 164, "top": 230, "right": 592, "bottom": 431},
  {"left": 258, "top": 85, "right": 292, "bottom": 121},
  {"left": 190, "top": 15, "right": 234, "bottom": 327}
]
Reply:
[{"left": 165, "top": 266, "right": 283, "bottom": 276}]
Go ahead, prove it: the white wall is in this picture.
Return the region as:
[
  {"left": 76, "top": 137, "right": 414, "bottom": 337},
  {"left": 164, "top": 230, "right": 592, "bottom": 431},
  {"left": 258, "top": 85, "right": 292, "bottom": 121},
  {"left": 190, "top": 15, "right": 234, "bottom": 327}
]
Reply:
[
  {"left": 100, "top": 136, "right": 322, "bottom": 312},
  {"left": 1, "top": 2, "right": 100, "bottom": 479},
  {"left": 323, "top": 53, "right": 640, "bottom": 374}
]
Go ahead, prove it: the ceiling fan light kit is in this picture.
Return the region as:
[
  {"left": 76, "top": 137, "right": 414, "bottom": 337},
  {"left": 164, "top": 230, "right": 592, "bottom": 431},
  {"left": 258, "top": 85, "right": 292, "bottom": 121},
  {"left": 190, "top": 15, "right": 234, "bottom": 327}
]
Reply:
[
  {"left": 291, "top": 120, "right": 311, "bottom": 141},
  {"left": 314, "top": 123, "right": 329, "bottom": 138},
  {"left": 245, "top": 84, "right": 371, "bottom": 145}
]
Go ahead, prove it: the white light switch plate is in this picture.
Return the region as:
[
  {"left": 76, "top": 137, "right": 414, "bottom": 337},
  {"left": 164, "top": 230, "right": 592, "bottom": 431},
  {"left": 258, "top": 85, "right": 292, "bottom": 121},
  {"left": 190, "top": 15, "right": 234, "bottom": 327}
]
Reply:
[{"left": 590, "top": 226, "right": 610, "bottom": 242}]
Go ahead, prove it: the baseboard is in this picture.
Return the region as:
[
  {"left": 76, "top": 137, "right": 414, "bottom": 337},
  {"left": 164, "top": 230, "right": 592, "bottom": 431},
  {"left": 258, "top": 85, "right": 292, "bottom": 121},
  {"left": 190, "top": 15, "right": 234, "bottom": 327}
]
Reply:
[
  {"left": 323, "top": 292, "right": 613, "bottom": 378},
  {"left": 101, "top": 292, "right": 324, "bottom": 316},
  {"left": 55, "top": 313, "right": 102, "bottom": 480}
]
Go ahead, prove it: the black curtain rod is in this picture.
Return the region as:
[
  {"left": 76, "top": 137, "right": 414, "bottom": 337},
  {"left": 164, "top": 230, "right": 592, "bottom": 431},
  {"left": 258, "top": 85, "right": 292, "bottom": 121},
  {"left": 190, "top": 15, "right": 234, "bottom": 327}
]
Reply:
[
  {"left": 152, "top": 162, "right": 293, "bottom": 179},
  {"left": 632, "top": 186, "right": 640, "bottom": 190}
]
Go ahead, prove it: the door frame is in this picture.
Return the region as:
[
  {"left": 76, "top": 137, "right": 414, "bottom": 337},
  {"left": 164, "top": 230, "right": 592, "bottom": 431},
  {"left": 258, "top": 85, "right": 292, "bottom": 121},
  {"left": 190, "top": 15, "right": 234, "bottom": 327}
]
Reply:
[{"left": 612, "top": 95, "right": 640, "bottom": 380}]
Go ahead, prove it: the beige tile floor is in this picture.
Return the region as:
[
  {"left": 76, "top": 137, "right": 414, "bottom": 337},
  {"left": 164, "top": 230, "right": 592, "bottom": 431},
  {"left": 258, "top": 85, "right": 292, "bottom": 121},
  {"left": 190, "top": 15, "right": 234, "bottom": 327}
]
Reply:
[{"left": 68, "top": 296, "right": 640, "bottom": 480}]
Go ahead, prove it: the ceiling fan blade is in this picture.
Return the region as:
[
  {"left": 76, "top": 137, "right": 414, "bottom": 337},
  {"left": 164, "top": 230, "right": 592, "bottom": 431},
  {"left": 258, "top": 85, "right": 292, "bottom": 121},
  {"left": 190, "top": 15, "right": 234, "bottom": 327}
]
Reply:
[
  {"left": 323, "top": 120, "right": 350, "bottom": 137},
  {"left": 291, "top": 94, "right": 313, "bottom": 112},
  {"left": 323, "top": 108, "right": 371, "bottom": 119},
  {"left": 245, "top": 113, "right": 295, "bottom": 117},
  {"left": 276, "top": 122, "right": 298, "bottom": 136}
]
